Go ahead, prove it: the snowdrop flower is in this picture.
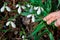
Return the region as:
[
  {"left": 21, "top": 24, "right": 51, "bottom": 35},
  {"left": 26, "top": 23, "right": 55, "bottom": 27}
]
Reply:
[
  {"left": 0, "top": 4, "right": 11, "bottom": 12},
  {"left": 6, "top": 21, "right": 16, "bottom": 28},
  {"left": 18, "top": 7, "right": 21, "bottom": 14},
  {"left": 37, "top": 7, "right": 41, "bottom": 15},
  {"left": 6, "top": 6, "right": 11, "bottom": 12},
  {"left": 34, "top": 6, "right": 38, "bottom": 10},
  {"left": 16, "top": 4, "right": 21, "bottom": 14},
  {"left": 27, "top": 14, "right": 35, "bottom": 22},
  {"left": 21, "top": 6, "right": 26, "bottom": 9},
  {"left": 26, "top": 4, "right": 30, "bottom": 7}
]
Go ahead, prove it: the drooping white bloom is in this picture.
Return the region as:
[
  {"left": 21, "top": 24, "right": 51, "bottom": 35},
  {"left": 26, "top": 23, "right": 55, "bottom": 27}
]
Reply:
[
  {"left": 21, "top": 6, "right": 26, "bottom": 9},
  {"left": 6, "top": 21, "right": 11, "bottom": 26},
  {"left": 0, "top": 6, "right": 5, "bottom": 12},
  {"left": 18, "top": 7, "right": 21, "bottom": 14},
  {"left": 11, "top": 22, "right": 16, "bottom": 28},
  {"left": 16, "top": 4, "right": 22, "bottom": 14},
  {"left": 0, "top": 3, "right": 11, "bottom": 12},
  {"left": 22, "top": 35, "right": 24, "bottom": 38},
  {"left": 32, "top": 15, "right": 35, "bottom": 22},
  {"left": 27, "top": 14, "right": 35, "bottom": 22},
  {"left": 27, "top": 4, "right": 30, "bottom": 7},
  {"left": 27, "top": 14, "right": 32, "bottom": 18},
  {"left": 37, "top": 7, "right": 41, "bottom": 15},
  {"left": 6, "top": 21, "right": 16, "bottom": 28},
  {"left": 34, "top": 7, "right": 38, "bottom": 10},
  {"left": 6, "top": 6, "right": 11, "bottom": 12},
  {"left": 16, "top": 4, "right": 19, "bottom": 8}
]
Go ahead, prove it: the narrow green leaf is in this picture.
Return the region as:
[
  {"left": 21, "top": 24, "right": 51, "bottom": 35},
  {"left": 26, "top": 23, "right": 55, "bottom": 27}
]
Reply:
[
  {"left": 35, "top": 29, "right": 54, "bottom": 40},
  {"left": 21, "top": 12, "right": 29, "bottom": 16},
  {"left": 36, "top": 29, "right": 48, "bottom": 40},
  {"left": 58, "top": 0, "right": 60, "bottom": 5},
  {"left": 48, "top": 32, "right": 54, "bottom": 40},
  {"left": 31, "top": 21, "right": 45, "bottom": 36}
]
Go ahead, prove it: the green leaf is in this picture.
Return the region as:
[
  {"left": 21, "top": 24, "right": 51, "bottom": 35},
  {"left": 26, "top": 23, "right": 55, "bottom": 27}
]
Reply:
[
  {"left": 48, "top": 32, "right": 54, "bottom": 40},
  {"left": 30, "top": 0, "right": 43, "bottom": 6},
  {"left": 58, "top": 0, "right": 60, "bottom": 5},
  {"left": 34, "top": 29, "right": 54, "bottom": 40},
  {"left": 34, "top": 34, "right": 38, "bottom": 40},
  {"left": 38, "top": 29, "right": 48, "bottom": 39},
  {"left": 21, "top": 12, "right": 29, "bottom": 16},
  {"left": 20, "top": 31, "right": 23, "bottom": 36},
  {"left": 42, "top": 10, "right": 48, "bottom": 17},
  {"left": 43, "top": 0, "right": 51, "bottom": 13},
  {"left": 1, "top": 29, "right": 11, "bottom": 33},
  {"left": 31, "top": 21, "right": 45, "bottom": 36}
]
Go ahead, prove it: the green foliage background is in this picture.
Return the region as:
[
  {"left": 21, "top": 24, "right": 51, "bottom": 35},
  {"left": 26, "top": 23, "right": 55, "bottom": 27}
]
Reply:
[
  {"left": 0, "top": 0, "right": 60, "bottom": 40},
  {"left": 28, "top": 0, "right": 60, "bottom": 40}
]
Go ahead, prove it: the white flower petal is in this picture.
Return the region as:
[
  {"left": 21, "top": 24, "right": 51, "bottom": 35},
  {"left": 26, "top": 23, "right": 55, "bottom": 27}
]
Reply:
[
  {"left": 34, "top": 7, "right": 38, "bottom": 10},
  {"left": 6, "top": 6, "right": 11, "bottom": 12},
  {"left": 22, "top": 35, "right": 24, "bottom": 38},
  {"left": 37, "top": 7, "right": 41, "bottom": 15},
  {"left": 21, "top": 6, "right": 26, "bottom": 9},
  {"left": 41, "top": 7, "right": 44, "bottom": 11},
  {"left": 6, "top": 21, "right": 11, "bottom": 26},
  {"left": 32, "top": 15, "right": 35, "bottom": 22},
  {"left": 11, "top": 22, "right": 16, "bottom": 28},
  {"left": 16, "top": 4, "right": 19, "bottom": 8},
  {"left": 27, "top": 14, "right": 32, "bottom": 18},
  {"left": 18, "top": 7, "right": 21, "bottom": 14},
  {"left": 27, "top": 4, "right": 30, "bottom": 7},
  {"left": 0, "top": 6, "right": 5, "bottom": 12},
  {"left": 29, "top": 7, "right": 33, "bottom": 13}
]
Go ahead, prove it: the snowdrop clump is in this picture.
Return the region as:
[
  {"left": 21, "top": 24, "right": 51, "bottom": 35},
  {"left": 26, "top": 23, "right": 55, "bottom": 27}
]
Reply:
[
  {"left": 25, "top": 4, "right": 44, "bottom": 22},
  {"left": 0, "top": 3, "right": 44, "bottom": 23},
  {"left": 6, "top": 21, "right": 16, "bottom": 28},
  {"left": 27, "top": 4, "right": 44, "bottom": 15},
  {"left": 0, "top": 3, "right": 11, "bottom": 12},
  {"left": 26, "top": 5, "right": 44, "bottom": 22}
]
